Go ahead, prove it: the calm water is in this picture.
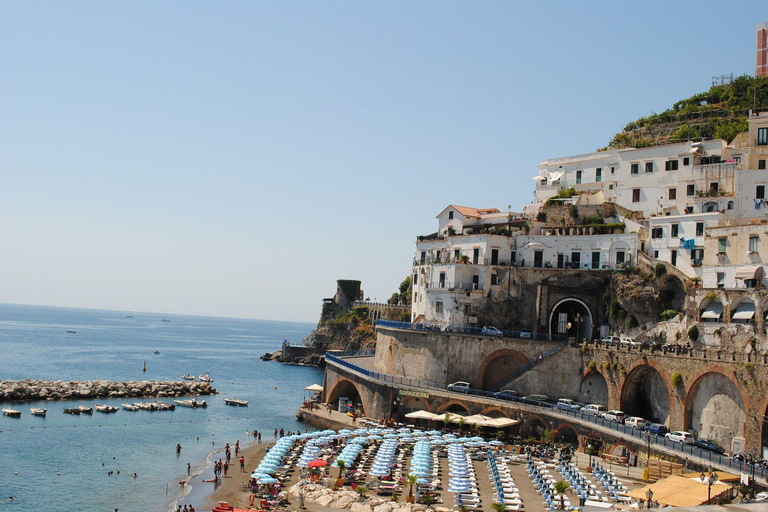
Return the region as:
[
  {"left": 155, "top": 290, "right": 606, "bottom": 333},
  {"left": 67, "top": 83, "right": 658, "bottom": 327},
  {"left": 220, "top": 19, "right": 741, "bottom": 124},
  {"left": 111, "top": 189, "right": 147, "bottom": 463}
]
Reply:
[{"left": 0, "top": 303, "right": 323, "bottom": 512}]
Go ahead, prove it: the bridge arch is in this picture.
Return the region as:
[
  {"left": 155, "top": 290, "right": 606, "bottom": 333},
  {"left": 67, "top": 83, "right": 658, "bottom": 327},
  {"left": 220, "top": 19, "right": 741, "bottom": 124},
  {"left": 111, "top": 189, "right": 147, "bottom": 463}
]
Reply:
[
  {"left": 580, "top": 370, "right": 609, "bottom": 405},
  {"left": 684, "top": 369, "right": 747, "bottom": 452},
  {"left": 521, "top": 414, "right": 548, "bottom": 437},
  {"left": 436, "top": 401, "right": 470, "bottom": 415},
  {"left": 400, "top": 395, "right": 432, "bottom": 414},
  {"left": 478, "top": 349, "right": 530, "bottom": 390},
  {"left": 480, "top": 407, "right": 510, "bottom": 418},
  {"left": 553, "top": 422, "right": 580, "bottom": 448},
  {"left": 548, "top": 298, "right": 593, "bottom": 341},
  {"left": 326, "top": 378, "right": 369, "bottom": 417},
  {"left": 620, "top": 361, "right": 672, "bottom": 425}
]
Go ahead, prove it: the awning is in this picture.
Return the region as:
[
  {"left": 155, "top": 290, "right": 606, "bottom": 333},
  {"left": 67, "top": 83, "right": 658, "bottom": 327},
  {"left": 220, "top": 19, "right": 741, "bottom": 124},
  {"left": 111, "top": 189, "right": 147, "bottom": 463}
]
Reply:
[
  {"left": 732, "top": 301, "right": 756, "bottom": 321},
  {"left": 701, "top": 302, "right": 723, "bottom": 320},
  {"left": 735, "top": 265, "right": 763, "bottom": 280},
  {"left": 481, "top": 417, "right": 519, "bottom": 428},
  {"left": 404, "top": 410, "right": 439, "bottom": 420},
  {"left": 305, "top": 384, "right": 324, "bottom": 392},
  {"left": 524, "top": 242, "right": 549, "bottom": 250},
  {"left": 532, "top": 175, "right": 546, "bottom": 181}
]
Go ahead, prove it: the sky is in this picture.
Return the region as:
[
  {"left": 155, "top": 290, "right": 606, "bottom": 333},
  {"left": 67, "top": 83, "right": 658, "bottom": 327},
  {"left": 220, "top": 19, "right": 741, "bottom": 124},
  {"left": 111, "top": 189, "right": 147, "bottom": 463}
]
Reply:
[{"left": 1, "top": 2, "right": 765, "bottom": 323}]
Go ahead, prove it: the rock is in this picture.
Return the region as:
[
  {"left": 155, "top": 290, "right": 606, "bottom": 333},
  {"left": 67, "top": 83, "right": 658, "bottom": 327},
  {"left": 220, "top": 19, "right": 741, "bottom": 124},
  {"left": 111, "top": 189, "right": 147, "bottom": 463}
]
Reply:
[
  {"left": 315, "top": 494, "right": 335, "bottom": 508},
  {"left": 374, "top": 503, "right": 394, "bottom": 512},
  {"left": 350, "top": 503, "right": 373, "bottom": 512}
]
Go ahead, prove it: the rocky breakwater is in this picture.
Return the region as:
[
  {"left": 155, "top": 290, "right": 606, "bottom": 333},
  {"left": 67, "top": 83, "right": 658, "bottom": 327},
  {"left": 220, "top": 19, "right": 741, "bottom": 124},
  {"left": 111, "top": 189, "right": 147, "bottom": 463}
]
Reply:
[{"left": 0, "top": 379, "right": 217, "bottom": 402}]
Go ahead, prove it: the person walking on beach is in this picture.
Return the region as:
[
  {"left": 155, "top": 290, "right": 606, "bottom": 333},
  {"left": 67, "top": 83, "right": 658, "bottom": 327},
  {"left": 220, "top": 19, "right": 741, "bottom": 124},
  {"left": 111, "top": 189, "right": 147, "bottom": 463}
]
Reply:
[
  {"left": 239, "top": 456, "right": 245, "bottom": 472},
  {"left": 274, "top": 428, "right": 278, "bottom": 438},
  {"left": 176, "top": 444, "right": 181, "bottom": 455},
  {"left": 258, "top": 432, "right": 261, "bottom": 443},
  {"left": 235, "top": 440, "right": 239, "bottom": 456}
]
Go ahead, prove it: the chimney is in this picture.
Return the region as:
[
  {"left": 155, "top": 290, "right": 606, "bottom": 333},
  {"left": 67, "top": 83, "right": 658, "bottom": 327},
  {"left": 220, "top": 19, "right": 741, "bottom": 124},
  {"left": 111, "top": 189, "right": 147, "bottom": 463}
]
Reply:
[{"left": 757, "top": 23, "right": 768, "bottom": 78}]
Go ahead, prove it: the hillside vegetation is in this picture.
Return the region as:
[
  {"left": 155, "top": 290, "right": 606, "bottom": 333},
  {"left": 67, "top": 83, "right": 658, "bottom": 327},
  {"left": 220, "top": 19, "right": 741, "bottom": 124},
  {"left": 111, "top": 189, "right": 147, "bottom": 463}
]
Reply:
[{"left": 607, "top": 75, "right": 768, "bottom": 149}]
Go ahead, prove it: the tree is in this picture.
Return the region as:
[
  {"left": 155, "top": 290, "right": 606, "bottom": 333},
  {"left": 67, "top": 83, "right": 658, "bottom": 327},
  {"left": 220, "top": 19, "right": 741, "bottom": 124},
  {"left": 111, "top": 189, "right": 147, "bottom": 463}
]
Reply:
[
  {"left": 336, "top": 459, "right": 346, "bottom": 479},
  {"left": 398, "top": 276, "right": 412, "bottom": 305},
  {"left": 406, "top": 474, "right": 419, "bottom": 502},
  {"left": 354, "top": 485, "right": 368, "bottom": 501},
  {"left": 554, "top": 480, "right": 572, "bottom": 509}
]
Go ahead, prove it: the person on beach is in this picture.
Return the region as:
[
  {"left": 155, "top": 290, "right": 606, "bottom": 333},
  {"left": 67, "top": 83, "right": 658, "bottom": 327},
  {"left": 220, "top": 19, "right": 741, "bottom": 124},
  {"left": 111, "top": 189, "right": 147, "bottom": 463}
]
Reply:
[
  {"left": 235, "top": 440, "right": 239, "bottom": 456},
  {"left": 176, "top": 444, "right": 181, "bottom": 455},
  {"left": 279, "top": 428, "right": 284, "bottom": 438},
  {"left": 187, "top": 463, "right": 190, "bottom": 476},
  {"left": 223, "top": 460, "right": 229, "bottom": 477},
  {"left": 239, "top": 456, "right": 245, "bottom": 472},
  {"left": 274, "top": 428, "right": 278, "bottom": 438},
  {"left": 258, "top": 432, "right": 261, "bottom": 443}
]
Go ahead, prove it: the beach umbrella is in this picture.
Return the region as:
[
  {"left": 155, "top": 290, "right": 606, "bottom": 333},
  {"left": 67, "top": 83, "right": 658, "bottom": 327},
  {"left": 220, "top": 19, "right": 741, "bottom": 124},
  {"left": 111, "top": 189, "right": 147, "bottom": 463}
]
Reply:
[
  {"left": 257, "top": 476, "right": 278, "bottom": 484},
  {"left": 251, "top": 472, "right": 271, "bottom": 479},
  {"left": 307, "top": 459, "right": 327, "bottom": 468},
  {"left": 416, "top": 478, "right": 429, "bottom": 485}
]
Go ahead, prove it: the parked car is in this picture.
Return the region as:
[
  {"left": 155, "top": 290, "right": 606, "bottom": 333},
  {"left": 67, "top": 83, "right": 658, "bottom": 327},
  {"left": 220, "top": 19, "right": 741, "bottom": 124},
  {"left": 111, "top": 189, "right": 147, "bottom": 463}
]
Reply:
[
  {"left": 624, "top": 416, "right": 647, "bottom": 429},
  {"left": 494, "top": 389, "right": 519, "bottom": 401},
  {"left": 522, "top": 393, "right": 550, "bottom": 405},
  {"left": 601, "top": 336, "right": 620, "bottom": 344},
  {"left": 666, "top": 431, "right": 695, "bottom": 444},
  {"left": 519, "top": 331, "right": 533, "bottom": 338},
  {"left": 601, "top": 410, "right": 626, "bottom": 423},
  {"left": 556, "top": 399, "right": 583, "bottom": 412},
  {"left": 693, "top": 438, "right": 726, "bottom": 455},
  {"left": 481, "top": 326, "right": 503, "bottom": 337},
  {"left": 619, "top": 337, "right": 639, "bottom": 347},
  {"left": 447, "top": 381, "right": 470, "bottom": 393},
  {"left": 581, "top": 404, "right": 607, "bottom": 416},
  {"left": 644, "top": 422, "right": 669, "bottom": 436}
]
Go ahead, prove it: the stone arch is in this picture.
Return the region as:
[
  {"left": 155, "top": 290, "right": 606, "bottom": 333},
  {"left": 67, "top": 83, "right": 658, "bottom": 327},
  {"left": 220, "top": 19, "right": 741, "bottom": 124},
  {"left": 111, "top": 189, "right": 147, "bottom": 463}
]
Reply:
[
  {"left": 620, "top": 361, "right": 672, "bottom": 425},
  {"left": 553, "top": 422, "right": 580, "bottom": 448},
  {"left": 610, "top": 442, "right": 633, "bottom": 459},
  {"left": 548, "top": 297, "right": 593, "bottom": 341},
  {"left": 400, "top": 395, "right": 431, "bottom": 414},
  {"left": 478, "top": 349, "right": 531, "bottom": 390},
  {"left": 579, "top": 370, "right": 609, "bottom": 405},
  {"left": 326, "top": 378, "right": 369, "bottom": 417},
  {"left": 684, "top": 370, "right": 747, "bottom": 452},
  {"left": 436, "top": 400, "right": 470, "bottom": 415},
  {"left": 522, "top": 415, "right": 547, "bottom": 437},
  {"left": 658, "top": 274, "right": 686, "bottom": 312},
  {"left": 480, "top": 407, "right": 510, "bottom": 418}
]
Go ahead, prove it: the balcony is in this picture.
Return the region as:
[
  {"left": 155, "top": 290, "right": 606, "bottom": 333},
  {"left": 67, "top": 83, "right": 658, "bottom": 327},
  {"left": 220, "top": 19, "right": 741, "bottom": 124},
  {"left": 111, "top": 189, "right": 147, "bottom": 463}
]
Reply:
[
  {"left": 413, "top": 257, "right": 515, "bottom": 267},
  {"left": 425, "top": 281, "right": 480, "bottom": 291}
]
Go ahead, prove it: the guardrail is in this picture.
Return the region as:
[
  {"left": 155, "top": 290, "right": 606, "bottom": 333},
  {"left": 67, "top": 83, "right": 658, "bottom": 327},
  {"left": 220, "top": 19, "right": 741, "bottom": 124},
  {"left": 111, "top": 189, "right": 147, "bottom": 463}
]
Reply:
[
  {"left": 325, "top": 353, "right": 768, "bottom": 481},
  {"left": 375, "top": 320, "right": 566, "bottom": 342}
]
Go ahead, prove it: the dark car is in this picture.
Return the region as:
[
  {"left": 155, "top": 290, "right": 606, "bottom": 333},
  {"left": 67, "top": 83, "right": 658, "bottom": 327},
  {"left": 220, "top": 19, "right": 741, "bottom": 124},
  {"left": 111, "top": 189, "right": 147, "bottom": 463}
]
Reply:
[
  {"left": 522, "top": 394, "right": 550, "bottom": 405},
  {"left": 694, "top": 438, "right": 726, "bottom": 455},
  {"left": 644, "top": 422, "right": 669, "bottom": 436},
  {"left": 494, "top": 389, "right": 519, "bottom": 401}
]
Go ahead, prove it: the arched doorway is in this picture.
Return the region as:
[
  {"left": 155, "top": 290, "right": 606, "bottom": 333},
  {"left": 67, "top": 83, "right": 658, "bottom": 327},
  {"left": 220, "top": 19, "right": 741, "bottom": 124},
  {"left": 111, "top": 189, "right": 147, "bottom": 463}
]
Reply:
[
  {"left": 685, "top": 372, "right": 746, "bottom": 452},
  {"left": 555, "top": 423, "right": 580, "bottom": 447},
  {"left": 579, "top": 371, "right": 609, "bottom": 405},
  {"left": 620, "top": 365, "right": 670, "bottom": 424},
  {"left": 549, "top": 298, "right": 592, "bottom": 341},
  {"left": 326, "top": 379, "right": 365, "bottom": 416},
  {"left": 478, "top": 349, "right": 530, "bottom": 390}
]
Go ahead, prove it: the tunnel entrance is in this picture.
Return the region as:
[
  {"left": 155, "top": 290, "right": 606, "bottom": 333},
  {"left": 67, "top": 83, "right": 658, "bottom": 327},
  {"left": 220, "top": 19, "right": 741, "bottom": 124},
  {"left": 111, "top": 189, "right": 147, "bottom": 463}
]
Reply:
[
  {"left": 620, "top": 365, "right": 670, "bottom": 424},
  {"left": 549, "top": 298, "right": 592, "bottom": 341}
]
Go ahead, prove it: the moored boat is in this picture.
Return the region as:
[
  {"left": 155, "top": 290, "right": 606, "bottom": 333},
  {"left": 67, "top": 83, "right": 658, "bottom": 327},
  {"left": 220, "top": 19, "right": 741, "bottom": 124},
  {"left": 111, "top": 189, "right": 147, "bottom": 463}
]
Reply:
[
  {"left": 135, "top": 402, "right": 155, "bottom": 411},
  {"left": 173, "top": 399, "right": 207, "bottom": 408},
  {"left": 63, "top": 408, "right": 81, "bottom": 415},
  {"left": 2, "top": 408, "right": 22, "bottom": 418},
  {"left": 153, "top": 401, "right": 175, "bottom": 411},
  {"left": 30, "top": 408, "right": 47, "bottom": 417},
  {"left": 122, "top": 403, "right": 139, "bottom": 411},
  {"left": 95, "top": 404, "right": 118, "bottom": 413},
  {"left": 77, "top": 406, "right": 93, "bottom": 414},
  {"left": 224, "top": 398, "right": 249, "bottom": 407},
  {"left": 199, "top": 372, "right": 213, "bottom": 382},
  {"left": 181, "top": 374, "right": 196, "bottom": 381}
]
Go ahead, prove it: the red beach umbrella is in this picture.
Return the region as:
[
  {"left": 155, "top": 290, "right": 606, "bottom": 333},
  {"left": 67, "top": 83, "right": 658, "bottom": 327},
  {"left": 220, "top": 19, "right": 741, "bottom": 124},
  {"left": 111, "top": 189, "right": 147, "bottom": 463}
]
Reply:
[{"left": 307, "top": 459, "right": 328, "bottom": 467}]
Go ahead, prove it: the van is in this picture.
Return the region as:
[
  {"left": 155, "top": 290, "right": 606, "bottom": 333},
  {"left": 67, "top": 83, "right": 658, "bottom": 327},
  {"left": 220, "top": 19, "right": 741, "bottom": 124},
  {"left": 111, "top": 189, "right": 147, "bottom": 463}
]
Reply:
[
  {"left": 581, "top": 404, "right": 606, "bottom": 416},
  {"left": 625, "top": 417, "right": 647, "bottom": 429}
]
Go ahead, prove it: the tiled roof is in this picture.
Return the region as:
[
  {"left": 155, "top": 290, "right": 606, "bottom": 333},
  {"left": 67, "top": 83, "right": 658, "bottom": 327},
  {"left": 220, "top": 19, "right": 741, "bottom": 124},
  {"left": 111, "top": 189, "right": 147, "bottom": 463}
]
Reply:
[{"left": 447, "top": 205, "right": 500, "bottom": 218}]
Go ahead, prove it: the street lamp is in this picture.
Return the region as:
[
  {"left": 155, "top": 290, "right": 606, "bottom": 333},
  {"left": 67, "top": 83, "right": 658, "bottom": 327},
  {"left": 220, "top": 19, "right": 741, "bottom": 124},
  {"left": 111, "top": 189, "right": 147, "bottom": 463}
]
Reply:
[
  {"left": 645, "top": 488, "right": 653, "bottom": 509},
  {"left": 699, "top": 471, "right": 719, "bottom": 504}
]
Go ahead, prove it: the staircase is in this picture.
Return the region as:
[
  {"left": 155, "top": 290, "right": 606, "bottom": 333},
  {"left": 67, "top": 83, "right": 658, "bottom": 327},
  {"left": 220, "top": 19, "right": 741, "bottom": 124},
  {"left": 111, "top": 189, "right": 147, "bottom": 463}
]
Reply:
[{"left": 490, "top": 341, "right": 569, "bottom": 391}]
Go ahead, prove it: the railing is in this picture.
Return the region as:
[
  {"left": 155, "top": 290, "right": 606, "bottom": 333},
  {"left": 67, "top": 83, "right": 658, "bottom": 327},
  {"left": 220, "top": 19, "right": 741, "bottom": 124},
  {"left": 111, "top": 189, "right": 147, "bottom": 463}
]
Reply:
[
  {"left": 491, "top": 341, "right": 570, "bottom": 391},
  {"left": 375, "top": 320, "right": 567, "bottom": 342},
  {"left": 326, "top": 349, "right": 376, "bottom": 358},
  {"left": 427, "top": 281, "right": 479, "bottom": 291},
  {"left": 413, "top": 257, "right": 514, "bottom": 267},
  {"left": 325, "top": 352, "right": 768, "bottom": 481}
]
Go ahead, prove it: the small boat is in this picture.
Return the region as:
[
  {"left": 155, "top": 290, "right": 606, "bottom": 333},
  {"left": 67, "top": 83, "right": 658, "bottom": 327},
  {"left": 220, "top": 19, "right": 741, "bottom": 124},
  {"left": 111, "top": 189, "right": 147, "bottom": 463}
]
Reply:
[
  {"left": 30, "top": 408, "right": 47, "bottom": 417},
  {"left": 153, "top": 401, "right": 175, "bottom": 411},
  {"left": 154, "top": 350, "right": 161, "bottom": 354},
  {"left": 135, "top": 402, "right": 155, "bottom": 411},
  {"left": 126, "top": 315, "right": 134, "bottom": 318},
  {"left": 95, "top": 404, "right": 118, "bottom": 413},
  {"left": 161, "top": 319, "right": 171, "bottom": 322},
  {"left": 122, "top": 403, "right": 139, "bottom": 411},
  {"left": 2, "top": 408, "right": 22, "bottom": 418},
  {"left": 212, "top": 501, "right": 250, "bottom": 512},
  {"left": 66, "top": 330, "right": 77, "bottom": 333},
  {"left": 63, "top": 408, "right": 81, "bottom": 415},
  {"left": 224, "top": 398, "right": 249, "bottom": 407},
  {"left": 173, "top": 399, "right": 208, "bottom": 408},
  {"left": 180, "top": 374, "right": 196, "bottom": 381},
  {"left": 77, "top": 406, "right": 93, "bottom": 414},
  {"left": 199, "top": 372, "right": 214, "bottom": 383}
]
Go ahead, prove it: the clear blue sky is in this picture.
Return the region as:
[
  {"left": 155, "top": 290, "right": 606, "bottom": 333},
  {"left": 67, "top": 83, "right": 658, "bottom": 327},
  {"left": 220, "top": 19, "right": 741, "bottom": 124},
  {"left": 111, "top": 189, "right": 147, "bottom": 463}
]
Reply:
[{"left": 1, "top": 2, "right": 764, "bottom": 323}]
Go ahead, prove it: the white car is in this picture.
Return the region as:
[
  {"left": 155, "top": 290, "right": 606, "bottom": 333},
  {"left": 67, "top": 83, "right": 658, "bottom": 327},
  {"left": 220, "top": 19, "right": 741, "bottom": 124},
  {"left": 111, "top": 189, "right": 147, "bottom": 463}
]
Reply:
[
  {"left": 601, "top": 336, "right": 620, "bottom": 344},
  {"left": 581, "top": 404, "right": 606, "bottom": 416},
  {"left": 447, "top": 381, "right": 470, "bottom": 393},
  {"left": 601, "top": 410, "right": 626, "bottom": 423},
  {"left": 619, "top": 337, "right": 639, "bottom": 347},
  {"left": 625, "top": 416, "right": 647, "bottom": 429},
  {"left": 665, "top": 431, "right": 695, "bottom": 444}
]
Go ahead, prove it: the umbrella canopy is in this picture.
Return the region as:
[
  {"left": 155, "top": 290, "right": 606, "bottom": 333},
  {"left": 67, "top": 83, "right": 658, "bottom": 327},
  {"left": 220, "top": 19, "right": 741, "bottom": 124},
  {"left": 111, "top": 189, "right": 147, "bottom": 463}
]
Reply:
[
  {"left": 307, "top": 459, "right": 328, "bottom": 467},
  {"left": 305, "top": 384, "right": 323, "bottom": 392},
  {"left": 405, "top": 410, "right": 438, "bottom": 420}
]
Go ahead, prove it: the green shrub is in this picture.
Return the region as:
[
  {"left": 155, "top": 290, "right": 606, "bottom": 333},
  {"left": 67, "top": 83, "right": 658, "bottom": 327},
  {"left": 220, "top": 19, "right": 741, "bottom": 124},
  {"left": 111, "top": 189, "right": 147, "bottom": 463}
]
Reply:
[
  {"left": 568, "top": 206, "right": 578, "bottom": 219},
  {"left": 670, "top": 371, "right": 683, "bottom": 387},
  {"left": 659, "top": 310, "right": 679, "bottom": 321},
  {"left": 627, "top": 316, "right": 638, "bottom": 329},
  {"left": 654, "top": 263, "right": 667, "bottom": 278},
  {"left": 704, "top": 292, "right": 717, "bottom": 302},
  {"left": 588, "top": 361, "right": 597, "bottom": 371},
  {"left": 688, "top": 325, "right": 699, "bottom": 342},
  {"left": 745, "top": 362, "right": 754, "bottom": 371}
]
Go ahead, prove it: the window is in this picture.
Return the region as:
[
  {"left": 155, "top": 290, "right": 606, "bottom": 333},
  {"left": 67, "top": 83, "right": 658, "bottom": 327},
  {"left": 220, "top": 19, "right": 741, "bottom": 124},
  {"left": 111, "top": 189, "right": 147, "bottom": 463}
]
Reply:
[
  {"left": 716, "top": 273, "right": 725, "bottom": 289},
  {"left": 671, "top": 224, "right": 679, "bottom": 237},
  {"left": 665, "top": 160, "right": 679, "bottom": 171},
  {"left": 668, "top": 188, "right": 677, "bottom": 200},
  {"left": 632, "top": 189, "right": 640, "bottom": 202},
  {"left": 692, "top": 248, "right": 704, "bottom": 263},
  {"left": 759, "top": 127, "right": 768, "bottom": 146},
  {"left": 472, "top": 248, "right": 479, "bottom": 264},
  {"left": 760, "top": 159, "right": 766, "bottom": 170},
  {"left": 710, "top": 182, "right": 719, "bottom": 193},
  {"left": 454, "top": 249, "right": 460, "bottom": 261},
  {"left": 435, "top": 301, "right": 443, "bottom": 315},
  {"left": 414, "top": 292, "right": 418, "bottom": 302},
  {"left": 611, "top": 166, "right": 615, "bottom": 174},
  {"left": 439, "top": 272, "right": 446, "bottom": 288},
  {"left": 596, "top": 168, "right": 602, "bottom": 182},
  {"left": 491, "top": 273, "right": 501, "bottom": 285},
  {"left": 448, "top": 211, "right": 454, "bottom": 219},
  {"left": 436, "top": 250, "right": 442, "bottom": 262},
  {"left": 654, "top": 251, "right": 659, "bottom": 258},
  {"left": 510, "top": 251, "right": 516, "bottom": 264},
  {"left": 631, "top": 163, "right": 639, "bottom": 174},
  {"left": 758, "top": 185, "right": 765, "bottom": 200},
  {"left": 616, "top": 251, "right": 625, "bottom": 264},
  {"left": 576, "top": 170, "right": 582, "bottom": 184},
  {"left": 687, "top": 184, "right": 695, "bottom": 196},
  {"left": 413, "top": 274, "right": 418, "bottom": 285},
  {"left": 727, "top": 201, "right": 734, "bottom": 210},
  {"left": 420, "top": 251, "right": 426, "bottom": 264},
  {"left": 683, "top": 157, "right": 690, "bottom": 166},
  {"left": 696, "top": 222, "right": 704, "bottom": 236},
  {"left": 750, "top": 235, "right": 759, "bottom": 253},
  {"left": 686, "top": 206, "right": 694, "bottom": 214},
  {"left": 651, "top": 227, "right": 663, "bottom": 238},
  {"left": 645, "top": 162, "right": 654, "bottom": 173},
  {"left": 718, "top": 238, "right": 726, "bottom": 254}
]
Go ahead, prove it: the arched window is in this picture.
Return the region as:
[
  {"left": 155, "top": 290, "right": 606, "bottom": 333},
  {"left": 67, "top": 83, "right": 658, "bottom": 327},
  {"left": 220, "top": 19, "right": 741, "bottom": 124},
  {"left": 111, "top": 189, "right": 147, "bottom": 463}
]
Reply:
[
  {"left": 702, "top": 201, "right": 719, "bottom": 213},
  {"left": 727, "top": 201, "right": 734, "bottom": 210}
]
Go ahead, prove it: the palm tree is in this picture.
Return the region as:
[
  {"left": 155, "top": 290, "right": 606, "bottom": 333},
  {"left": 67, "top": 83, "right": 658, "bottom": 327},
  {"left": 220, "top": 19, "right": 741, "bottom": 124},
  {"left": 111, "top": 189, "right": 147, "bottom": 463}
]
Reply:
[
  {"left": 443, "top": 412, "right": 452, "bottom": 428},
  {"left": 406, "top": 474, "right": 419, "bottom": 503},
  {"left": 554, "top": 480, "right": 571, "bottom": 510},
  {"left": 336, "top": 459, "right": 346, "bottom": 479},
  {"left": 491, "top": 502, "right": 506, "bottom": 512}
]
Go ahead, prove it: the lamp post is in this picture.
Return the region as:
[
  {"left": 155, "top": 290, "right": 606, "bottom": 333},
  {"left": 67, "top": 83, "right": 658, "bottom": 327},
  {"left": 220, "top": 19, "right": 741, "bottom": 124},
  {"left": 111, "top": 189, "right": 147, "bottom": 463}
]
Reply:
[
  {"left": 574, "top": 313, "right": 582, "bottom": 341},
  {"left": 699, "top": 471, "right": 718, "bottom": 504},
  {"left": 645, "top": 488, "right": 653, "bottom": 509}
]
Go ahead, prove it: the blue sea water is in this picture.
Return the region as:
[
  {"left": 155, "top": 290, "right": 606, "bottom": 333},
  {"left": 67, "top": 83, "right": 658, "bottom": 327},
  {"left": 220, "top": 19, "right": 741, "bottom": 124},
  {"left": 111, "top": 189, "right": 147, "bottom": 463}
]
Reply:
[{"left": 0, "top": 303, "right": 323, "bottom": 512}]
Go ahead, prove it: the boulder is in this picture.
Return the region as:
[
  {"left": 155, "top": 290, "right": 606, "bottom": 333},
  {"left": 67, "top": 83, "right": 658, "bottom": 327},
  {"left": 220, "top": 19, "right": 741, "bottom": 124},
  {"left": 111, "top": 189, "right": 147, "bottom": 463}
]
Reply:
[{"left": 351, "top": 503, "right": 373, "bottom": 512}]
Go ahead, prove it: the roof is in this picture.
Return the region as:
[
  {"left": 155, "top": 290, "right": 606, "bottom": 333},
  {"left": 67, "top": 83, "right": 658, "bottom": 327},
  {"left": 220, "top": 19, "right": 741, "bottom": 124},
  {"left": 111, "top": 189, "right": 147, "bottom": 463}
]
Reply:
[
  {"left": 701, "top": 301, "right": 724, "bottom": 320},
  {"left": 437, "top": 205, "right": 501, "bottom": 219},
  {"left": 628, "top": 475, "right": 731, "bottom": 507}
]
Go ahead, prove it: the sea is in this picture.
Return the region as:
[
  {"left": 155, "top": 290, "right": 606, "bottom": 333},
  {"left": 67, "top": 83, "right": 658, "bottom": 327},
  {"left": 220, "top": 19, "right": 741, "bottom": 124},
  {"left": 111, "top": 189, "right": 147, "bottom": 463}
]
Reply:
[{"left": 0, "top": 303, "right": 324, "bottom": 512}]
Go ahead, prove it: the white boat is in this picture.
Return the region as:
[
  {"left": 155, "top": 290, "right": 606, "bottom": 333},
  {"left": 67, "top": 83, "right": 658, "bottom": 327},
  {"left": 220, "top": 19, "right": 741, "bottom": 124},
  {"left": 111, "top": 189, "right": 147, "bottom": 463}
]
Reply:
[
  {"left": 3, "top": 408, "right": 22, "bottom": 418},
  {"left": 95, "top": 404, "right": 118, "bottom": 413},
  {"left": 122, "top": 403, "right": 139, "bottom": 411},
  {"left": 77, "top": 406, "right": 93, "bottom": 414},
  {"left": 153, "top": 401, "right": 175, "bottom": 411},
  {"left": 180, "top": 374, "right": 196, "bottom": 381},
  {"left": 135, "top": 402, "right": 155, "bottom": 411},
  {"left": 30, "top": 408, "right": 47, "bottom": 417},
  {"left": 199, "top": 372, "right": 213, "bottom": 383},
  {"left": 173, "top": 399, "right": 208, "bottom": 408},
  {"left": 224, "top": 398, "right": 249, "bottom": 407}
]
